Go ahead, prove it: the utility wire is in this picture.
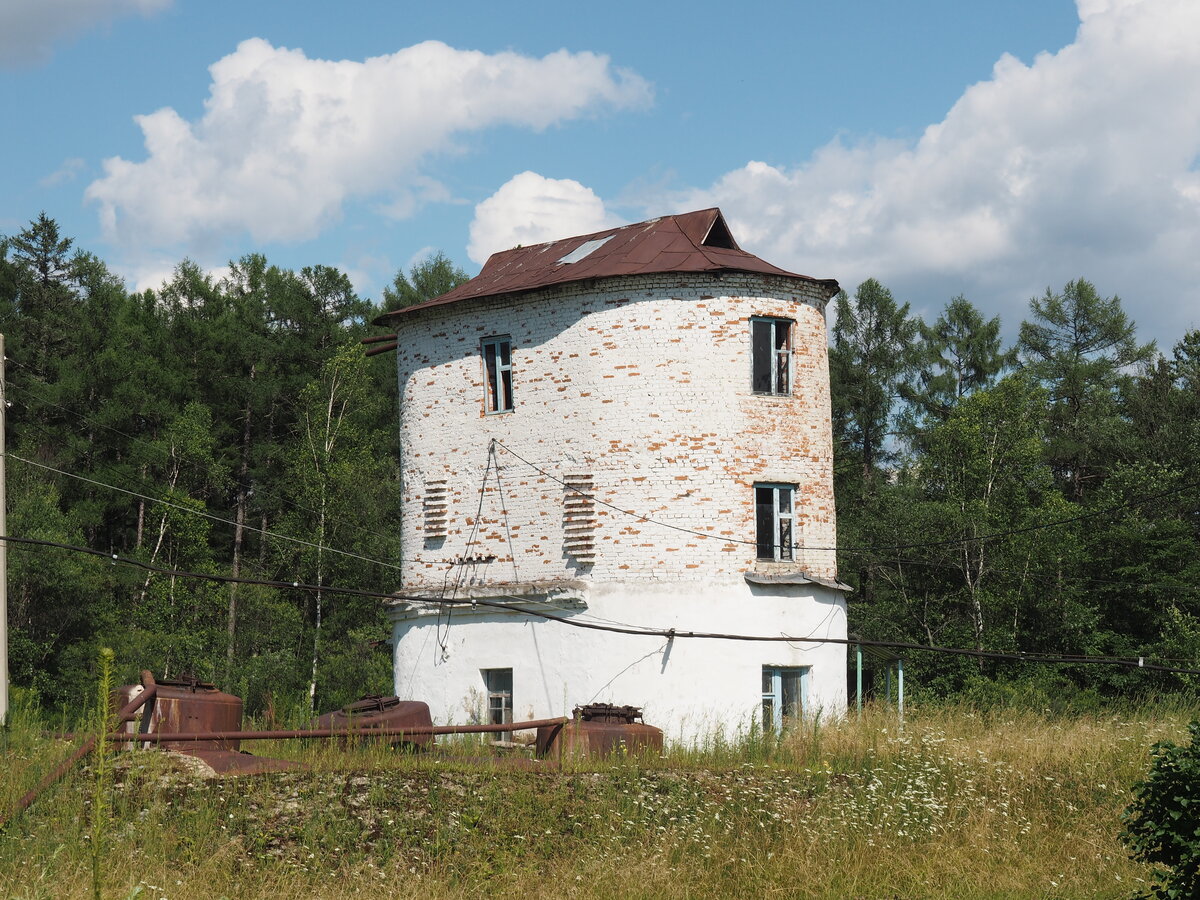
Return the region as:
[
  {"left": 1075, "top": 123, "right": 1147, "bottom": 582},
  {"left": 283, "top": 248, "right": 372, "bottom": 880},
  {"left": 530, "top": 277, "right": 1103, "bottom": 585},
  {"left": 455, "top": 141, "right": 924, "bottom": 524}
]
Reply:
[
  {"left": 3, "top": 532, "right": 1198, "bottom": 678},
  {"left": 492, "top": 440, "right": 1198, "bottom": 556},
  {"left": 864, "top": 553, "right": 1197, "bottom": 595},
  {"left": 3, "top": 372, "right": 400, "bottom": 548},
  {"left": 9, "top": 419, "right": 1192, "bottom": 600},
  {"left": 5, "top": 453, "right": 401, "bottom": 572}
]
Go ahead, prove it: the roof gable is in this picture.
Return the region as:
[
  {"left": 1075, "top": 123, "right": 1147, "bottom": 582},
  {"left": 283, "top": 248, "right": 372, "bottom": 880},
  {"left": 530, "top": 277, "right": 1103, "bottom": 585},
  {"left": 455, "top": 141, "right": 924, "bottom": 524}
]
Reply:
[{"left": 378, "top": 208, "right": 836, "bottom": 321}]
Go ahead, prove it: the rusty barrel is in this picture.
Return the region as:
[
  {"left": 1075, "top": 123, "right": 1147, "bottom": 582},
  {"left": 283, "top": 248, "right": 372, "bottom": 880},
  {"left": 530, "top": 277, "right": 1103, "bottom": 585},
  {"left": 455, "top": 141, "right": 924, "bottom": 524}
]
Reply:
[
  {"left": 536, "top": 703, "right": 663, "bottom": 759},
  {"left": 112, "top": 675, "right": 243, "bottom": 751},
  {"left": 314, "top": 696, "right": 435, "bottom": 749}
]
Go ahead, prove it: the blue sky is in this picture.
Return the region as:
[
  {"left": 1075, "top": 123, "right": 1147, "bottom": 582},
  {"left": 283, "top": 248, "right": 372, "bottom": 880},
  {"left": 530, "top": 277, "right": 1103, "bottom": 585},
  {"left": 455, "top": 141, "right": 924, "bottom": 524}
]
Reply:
[{"left": 2, "top": 0, "right": 1197, "bottom": 346}]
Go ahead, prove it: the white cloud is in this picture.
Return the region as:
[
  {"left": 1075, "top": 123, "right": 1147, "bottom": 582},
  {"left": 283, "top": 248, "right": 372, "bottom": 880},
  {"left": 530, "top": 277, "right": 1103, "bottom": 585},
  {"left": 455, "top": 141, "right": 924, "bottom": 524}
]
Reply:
[
  {"left": 86, "top": 39, "right": 650, "bottom": 254},
  {"left": 0, "top": 0, "right": 169, "bottom": 66},
  {"left": 676, "top": 0, "right": 1200, "bottom": 343},
  {"left": 468, "top": 171, "right": 624, "bottom": 263},
  {"left": 39, "top": 157, "right": 86, "bottom": 187},
  {"left": 118, "top": 257, "right": 229, "bottom": 295},
  {"left": 406, "top": 246, "right": 438, "bottom": 270}
]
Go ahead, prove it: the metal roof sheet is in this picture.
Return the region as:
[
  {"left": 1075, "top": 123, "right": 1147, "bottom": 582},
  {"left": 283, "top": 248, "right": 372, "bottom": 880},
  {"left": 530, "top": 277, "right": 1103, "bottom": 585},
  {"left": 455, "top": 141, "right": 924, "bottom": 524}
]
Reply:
[{"left": 376, "top": 208, "right": 838, "bottom": 323}]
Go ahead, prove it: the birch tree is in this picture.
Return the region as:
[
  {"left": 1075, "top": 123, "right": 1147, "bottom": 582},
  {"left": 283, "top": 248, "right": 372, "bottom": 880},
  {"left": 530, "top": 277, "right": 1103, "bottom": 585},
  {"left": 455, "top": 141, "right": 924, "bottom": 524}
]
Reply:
[{"left": 279, "top": 345, "right": 396, "bottom": 712}]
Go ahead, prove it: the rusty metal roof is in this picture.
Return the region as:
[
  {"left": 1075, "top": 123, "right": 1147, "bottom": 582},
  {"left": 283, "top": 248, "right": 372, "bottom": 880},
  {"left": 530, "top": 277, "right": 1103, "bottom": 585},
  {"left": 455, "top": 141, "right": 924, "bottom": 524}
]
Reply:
[{"left": 376, "top": 208, "right": 838, "bottom": 323}]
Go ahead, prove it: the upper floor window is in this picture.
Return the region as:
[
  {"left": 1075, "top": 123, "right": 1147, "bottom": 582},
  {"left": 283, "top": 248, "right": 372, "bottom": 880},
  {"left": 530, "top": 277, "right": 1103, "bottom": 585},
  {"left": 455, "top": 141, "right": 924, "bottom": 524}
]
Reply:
[
  {"left": 751, "top": 317, "right": 792, "bottom": 395},
  {"left": 482, "top": 336, "right": 514, "bottom": 413},
  {"left": 755, "top": 483, "right": 794, "bottom": 561}
]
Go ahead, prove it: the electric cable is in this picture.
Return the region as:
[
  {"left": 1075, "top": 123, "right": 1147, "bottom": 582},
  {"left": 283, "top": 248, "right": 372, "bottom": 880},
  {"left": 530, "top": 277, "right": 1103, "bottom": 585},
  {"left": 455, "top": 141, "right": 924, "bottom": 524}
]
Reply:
[
  {"left": 859, "top": 553, "right": 1197, "bottom": 596},
  {"left": 492, "top": 443, "right": 521, "bottom": 584},
  {"left": 3, "top": 532, "right": 1198, "bottom": 678},
  {"left": 492, "top": 439, "right": 1198, "bottom": 555},
  {"left": 436, "top": 444, "right": 494, "bottom": 660},
  {"left": 4, "top": 355, "right": 400, "bottom": 548},
  {"left": 5, "top": 452, "right": 401, "bottom": 572}
]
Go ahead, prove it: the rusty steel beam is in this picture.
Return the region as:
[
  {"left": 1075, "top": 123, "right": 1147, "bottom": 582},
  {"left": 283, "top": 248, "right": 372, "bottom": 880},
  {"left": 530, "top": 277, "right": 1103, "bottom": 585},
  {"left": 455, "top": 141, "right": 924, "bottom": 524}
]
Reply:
[
  {"left": 101, "top": 715, "right": 570, "bottom": 745},
  {"left": 1, "top": 671, "right": 158, "bottom": 830}
]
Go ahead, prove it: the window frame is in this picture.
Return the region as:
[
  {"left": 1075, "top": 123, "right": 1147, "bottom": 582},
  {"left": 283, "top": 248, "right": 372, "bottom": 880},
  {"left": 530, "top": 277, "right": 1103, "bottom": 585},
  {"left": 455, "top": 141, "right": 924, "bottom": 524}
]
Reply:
[
  {"left": 754, "top": 482, "right": 795, "bottom": 562},
  {"left": 750, "top": 316, "right": 793, "bottom": 396},
  {"left": 481, "top": 335, "right": 514, "bottom": 414},
  {"left": 761, "top": 665, "right": 809, "bottom": 731},
  {"left": 482, "top": 668, "right": 513, "bottom": 741}
]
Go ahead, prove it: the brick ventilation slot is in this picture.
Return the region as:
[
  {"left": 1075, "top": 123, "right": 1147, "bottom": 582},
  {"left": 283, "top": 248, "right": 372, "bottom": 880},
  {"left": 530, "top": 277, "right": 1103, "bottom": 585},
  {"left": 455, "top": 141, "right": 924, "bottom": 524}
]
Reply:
[
  {"left": 423, "top": 480, "right": 448, "bottom": 538},
  {"left": 563, "top": 474, "right": 596, "bottom": 564}
]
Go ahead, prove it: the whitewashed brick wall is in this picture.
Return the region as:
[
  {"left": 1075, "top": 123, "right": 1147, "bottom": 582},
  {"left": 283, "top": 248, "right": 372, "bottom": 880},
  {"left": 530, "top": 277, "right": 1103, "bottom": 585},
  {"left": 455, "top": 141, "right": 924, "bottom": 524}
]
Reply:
[{"left": 392, "top": 271, "right": 839, "bottom": 592}]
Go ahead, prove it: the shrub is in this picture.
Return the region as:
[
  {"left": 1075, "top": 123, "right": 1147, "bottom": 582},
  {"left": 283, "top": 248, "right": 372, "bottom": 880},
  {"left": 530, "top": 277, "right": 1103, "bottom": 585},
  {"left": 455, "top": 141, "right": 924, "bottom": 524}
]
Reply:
[{"left": 1121, "top": 720, "right": 1200, "bottom": 899}]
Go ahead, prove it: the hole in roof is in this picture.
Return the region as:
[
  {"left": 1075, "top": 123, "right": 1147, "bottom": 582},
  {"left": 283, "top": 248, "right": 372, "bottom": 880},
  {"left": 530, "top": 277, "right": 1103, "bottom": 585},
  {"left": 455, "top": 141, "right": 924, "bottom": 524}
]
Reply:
[
  {"left": 557, "top": 235, "right": 614, "bottom": 265},
  {"left": 702, "top": 216, "right": 736, "bottom": 249}
]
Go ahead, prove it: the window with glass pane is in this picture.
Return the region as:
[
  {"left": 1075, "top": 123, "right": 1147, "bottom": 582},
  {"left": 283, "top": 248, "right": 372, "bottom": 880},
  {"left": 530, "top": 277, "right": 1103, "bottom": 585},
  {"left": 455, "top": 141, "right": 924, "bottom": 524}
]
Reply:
[
  {"left": 482, "top": 336, "right": 513, "bottom": 413},
  {"left": 751, "top": 318, "right": 792, "bottom": 395},
  {"left": 483, "top": 668, "right": 513, "bottom": 741},
  {"left": 755, "top": 483, "right": 794, "bottom": 561},
  {"left": 762, "top": 666, "right": 808, "bottom": 731}
]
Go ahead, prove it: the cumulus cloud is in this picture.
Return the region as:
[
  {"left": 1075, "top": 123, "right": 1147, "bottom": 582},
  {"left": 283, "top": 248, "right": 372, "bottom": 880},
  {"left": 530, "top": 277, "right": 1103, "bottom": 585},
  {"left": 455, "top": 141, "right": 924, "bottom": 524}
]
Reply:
[
  {"left": 86, "top": 39, "right": 651, "bottom": 254},
  {"left": 467, "top": 171, "right": 625, "bottom": 263},
  {"left": 0, "top": 0, "right": 169, "bottom": 66},
  {"left": 677, "top": 0, "right": 1200, "bottom": 342}
]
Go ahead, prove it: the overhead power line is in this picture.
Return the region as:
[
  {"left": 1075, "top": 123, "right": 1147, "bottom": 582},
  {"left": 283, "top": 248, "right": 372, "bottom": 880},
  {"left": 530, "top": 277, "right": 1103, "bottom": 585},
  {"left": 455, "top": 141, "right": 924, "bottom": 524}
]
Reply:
[
  {"left": 3, "top": 374, "right": 399, "bottom": 548},
  {"left": 5, "top": 453, "right": 401, "bottom": 572},
  {"left": 3, "top": 532, "right": 1198, "bottom": 678},
  {"left": 492, "top": 440, "right": 1198, "bottom": 556}
]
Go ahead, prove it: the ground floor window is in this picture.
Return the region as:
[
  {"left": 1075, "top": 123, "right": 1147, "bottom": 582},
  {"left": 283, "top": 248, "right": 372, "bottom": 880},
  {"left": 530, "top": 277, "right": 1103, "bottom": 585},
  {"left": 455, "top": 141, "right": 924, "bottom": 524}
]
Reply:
[
  {"left": 483, "top": 668, "right": 513, "bottom": 741},
  {"left": 761, "top": 666, "right": 808, "bottom": 731}
]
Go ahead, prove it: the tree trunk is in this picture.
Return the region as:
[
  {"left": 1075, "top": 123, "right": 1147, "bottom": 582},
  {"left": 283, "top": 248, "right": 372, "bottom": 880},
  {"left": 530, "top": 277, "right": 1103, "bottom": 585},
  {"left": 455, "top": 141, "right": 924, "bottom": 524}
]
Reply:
[
  {"left": 227, "top": 366, "right": 255, "bottom": 676},
  {"left": 309, "top": 495, "right": 326, "bottom": 713}
]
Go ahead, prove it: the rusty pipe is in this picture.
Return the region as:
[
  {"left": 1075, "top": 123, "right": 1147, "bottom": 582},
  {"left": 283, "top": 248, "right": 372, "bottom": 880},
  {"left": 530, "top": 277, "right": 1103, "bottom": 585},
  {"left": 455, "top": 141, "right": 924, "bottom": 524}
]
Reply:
[
  {"left": 101, "top": 715, "right": 569, "bottom": 745},
  {"left": 364, "top": 342, "right": 398, "bottom": 357},
  {"left": 360, "top": 333, "right": 398, "bottom": 345},
  {"left": 116, "top": 671, "right": 157, "bottom": 727},
  {"left": 1, "top": 672, "right": 158, "bottom": 830}
]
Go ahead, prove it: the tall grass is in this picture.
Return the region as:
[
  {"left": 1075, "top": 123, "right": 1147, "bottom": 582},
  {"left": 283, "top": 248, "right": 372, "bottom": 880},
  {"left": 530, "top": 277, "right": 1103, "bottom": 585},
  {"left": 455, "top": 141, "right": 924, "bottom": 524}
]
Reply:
[
  {"left": 0, "top": 699, "right": 1193, "bottom": 899},
  {"left": 88, "top": 648, "right": 116, "bottom": 900}
]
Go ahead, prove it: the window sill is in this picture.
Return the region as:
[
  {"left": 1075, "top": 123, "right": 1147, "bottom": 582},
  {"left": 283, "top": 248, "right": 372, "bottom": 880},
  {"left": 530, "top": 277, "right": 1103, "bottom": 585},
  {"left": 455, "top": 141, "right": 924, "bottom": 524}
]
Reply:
[{"left": 745, "top": 569, "right": 853, "bottom": 592}]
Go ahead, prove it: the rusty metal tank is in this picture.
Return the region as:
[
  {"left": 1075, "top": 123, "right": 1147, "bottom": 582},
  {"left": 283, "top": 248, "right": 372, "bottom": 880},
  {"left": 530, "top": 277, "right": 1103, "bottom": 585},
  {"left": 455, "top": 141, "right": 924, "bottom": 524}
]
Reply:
[
  {"left": 536, "top": 703, "right": 664, "bottom": 759},
  {"left": 314, "top": 696, "right": 435, "bottom": 749},
  {"left": 112, "top": 675, "right": 243, "bottom": 751}
]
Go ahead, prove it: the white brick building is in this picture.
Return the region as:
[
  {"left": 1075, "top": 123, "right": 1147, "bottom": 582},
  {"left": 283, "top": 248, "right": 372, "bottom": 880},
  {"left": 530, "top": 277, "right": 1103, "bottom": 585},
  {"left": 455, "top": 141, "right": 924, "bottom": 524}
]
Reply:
[{"left": 375, "top": 209, "right": 849, "bottom": 743}]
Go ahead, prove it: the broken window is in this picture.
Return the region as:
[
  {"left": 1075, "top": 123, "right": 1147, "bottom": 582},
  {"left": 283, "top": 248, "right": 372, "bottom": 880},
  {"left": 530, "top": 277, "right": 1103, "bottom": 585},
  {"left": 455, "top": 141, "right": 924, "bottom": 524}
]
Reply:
[
  {"left": 762, "top": 666, "right": 808, "bottom": 731},
  {"left": 755, "top": 483, "right": 794, "bottom": 562},
  {"left": 751, "top": 317, "right": 792, "bottom": 395},
  {"left": 482, "top": 336, "right": 514, "bottom": 413},
  {"left": 483, "top": 668, "right": 513, "bottom": 741}
]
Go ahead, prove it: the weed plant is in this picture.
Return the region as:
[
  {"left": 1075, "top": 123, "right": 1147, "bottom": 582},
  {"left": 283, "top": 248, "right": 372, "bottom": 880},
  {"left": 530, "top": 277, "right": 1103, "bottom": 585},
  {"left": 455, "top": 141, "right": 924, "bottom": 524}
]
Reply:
[{"left": 0, "top": 699, "right": 1194, "bottom": 899}]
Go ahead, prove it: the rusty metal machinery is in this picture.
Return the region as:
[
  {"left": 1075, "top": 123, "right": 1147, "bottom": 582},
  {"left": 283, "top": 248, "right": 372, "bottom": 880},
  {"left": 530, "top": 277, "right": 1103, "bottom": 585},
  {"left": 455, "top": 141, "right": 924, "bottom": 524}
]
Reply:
[
  {"left": 113, "top": 675, "right": 243, "bottom": 752},
  {"left": 111, "top": 674, "right": 301, "bottom": 775},
  {"left": 314, "top": 696, "right": 435, "bottom": 750},
  {"left": 536, "top": 703, "right": 664, "bottom": 760}
]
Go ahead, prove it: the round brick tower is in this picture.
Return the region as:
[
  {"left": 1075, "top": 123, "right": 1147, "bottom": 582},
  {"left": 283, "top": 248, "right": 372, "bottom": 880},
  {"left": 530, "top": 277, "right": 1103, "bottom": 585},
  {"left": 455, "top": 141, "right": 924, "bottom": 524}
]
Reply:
[{"left": 377, "top": 209, "right": 848, "bottom": 742}]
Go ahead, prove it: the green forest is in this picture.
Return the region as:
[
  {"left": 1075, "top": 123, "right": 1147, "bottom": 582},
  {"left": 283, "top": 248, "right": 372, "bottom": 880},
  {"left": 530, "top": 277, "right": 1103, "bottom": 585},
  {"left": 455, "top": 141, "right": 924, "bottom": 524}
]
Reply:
[{"left": 1, "top": 213, "right": 1196, "bottom": 717}]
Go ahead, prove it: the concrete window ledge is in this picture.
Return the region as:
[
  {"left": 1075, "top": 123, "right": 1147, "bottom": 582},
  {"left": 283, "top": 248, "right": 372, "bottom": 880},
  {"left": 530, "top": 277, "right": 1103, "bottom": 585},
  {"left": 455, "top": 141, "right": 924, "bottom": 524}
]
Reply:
[{"left": 744, "top": 571, "right": 854, "bottom": 592}]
